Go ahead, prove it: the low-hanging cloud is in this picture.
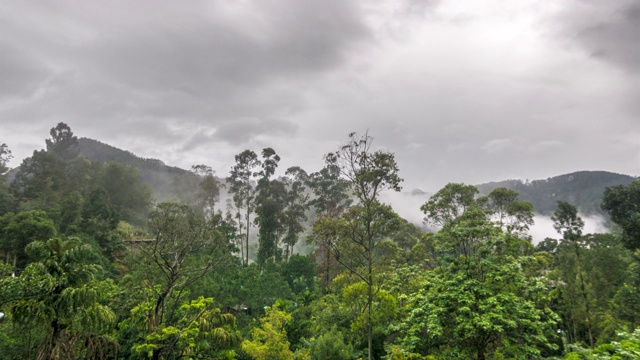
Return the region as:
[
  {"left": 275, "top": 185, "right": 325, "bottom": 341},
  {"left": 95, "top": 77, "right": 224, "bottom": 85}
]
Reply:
[
  {"left": 529, "top": 212, "right": 610, "bottom": 245},
  {"left": 379, "top": 192, "right": 613, "bottom": 245}
]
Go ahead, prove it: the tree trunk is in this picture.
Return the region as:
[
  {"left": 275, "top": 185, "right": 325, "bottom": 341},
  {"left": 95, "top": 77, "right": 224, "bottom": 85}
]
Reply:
[
  {"left": 237, "top": 213, "right": 245, "bottom": 266},
  {"left": 368, "top": 271, "right": 373, "bottom": 360},
  {"left": 575, "top": 245, "right": 594, "bottom": 348},
  {"left": 48, "top": 319, "right": 60, "bottom": 360},
  {"left": 325, "top": 245, "right": 330, "bottom": 294},
  {"left": 246, "top": 207, "right": 250, "bottom": 266},
  {"left": 367, "top": 229, "right": 373, "bottom": 360},
  {"left": 477, "top": 349, "right": 485, "bottom": 360},
  {"left": 151, "top": 348, "right": 161, "bottom": 360}
]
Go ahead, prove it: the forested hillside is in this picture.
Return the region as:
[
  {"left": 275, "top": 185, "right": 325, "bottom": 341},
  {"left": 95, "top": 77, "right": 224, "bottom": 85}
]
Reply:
[
  {"left": 77, "top": 138, "right": 191, "bottom": 202},
  {"left": 477, "top": 171, "right": 637, "bottom": 216},
  {"left": 1, "top": 124, "right": 639, "bottom": 360},
  {"left": 60, "top": 137, "right": 640, "bottom": 220}
]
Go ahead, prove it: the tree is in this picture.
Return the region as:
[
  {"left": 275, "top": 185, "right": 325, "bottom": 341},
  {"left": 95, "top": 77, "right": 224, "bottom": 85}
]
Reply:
[
  {"left": 254, "top": 180, "right": 287, "bottom": 265},
  {"left": 602, "top": 180, "right": 640, "bottom": 251},
  {"left": 241, "top": 305, "right": 294, "bottom": 360},
  {"left": 100, "top": 162, "right": 153, "bottom": 225},
  {"left": 552, "top": 201, "right": 585, "bottom": 242},
  {"left": 0, "top": 210, "right": 56, "bottom": 269},
  {"left": 126, "top": 202, "right": 234, "bottom": 359},
  {"left": 281, "top": 166, "right": 309, "bottom": 261},
  {"left": 81, "top": 187, "right": 122, "bottom": 259},
  {"left": 394, "top": 208, "right": 558, "bottom": 359},
  {"left": 342, "top": 280, "right": 397, "bottom": 355},
  {"left": 318, "top": 131, "right": 403, "bottom": 360},
  {"left": 477, "top": 187, "right": 518, "bottom": 223},
  {"left": 227, "top": 150, "right": 260, "bottom": 266},
  {"left": 541, "top": 232, "right": 634, "bottom": 346},
  {"left": 9, "top": 124, "right": 82, "bottom": 211},
  {"left": 477, "top": 187, "right": 534, "bottom": 235},
  {"left": 552, "top": 200, "right": 594, "bottom": 348},
  {"left": 613, "top": 257, "right": 640, "bottom": 329},
  {"left": 307, "top": 164, "right": 352, "bottom": 293},
  {"left": 396, "top": 255, "right": 558, "bottom": 359},
  {"left": 254, "top": 148, "right": 286, "bottom": 265},
  {"left": 8, "top": 237, "right": 117, "bottom": 359},
  {"left": 309, "top": 326, "right": 354, "bottom": 360},
  {"left": 0, "top": 142, "right": 11, "bottom": 175},
  {"left": 563, "top": 328, "right": 640, "bottom": 359},
  {"left": 208, "top": 261, "right": 294, "bottom": 317},
  {"left": 0, "top": 143, "right": 15, "bottom": 215},
  {"left": 420, "top": 183, "right": 478, "bottom": 227},
  {"left": 307, "top": 164, "right": 352, "bottom": 218},
  {"left": 10, "top": 150, "right": 64, "bottom": 207},
  {"left": 280, "top": 254, "right": 317, "bottom": 295},
  {"left": 9, "top": 134, "right": 90, "bottom": 213},
  {"left": 191, "top": 164, "right": 223, "bottom": 219},
  {"left": 581, "top": 234, "right": 634, "bottom": 341},
  {"left": 58, "top": 190, "right": 84, "bottom": 234},
  {"left": 45, "top": 122, "right": 79, "bottom": 161},
  {"left": 125, "top": 296, "right": 240, "bottom": 359}
]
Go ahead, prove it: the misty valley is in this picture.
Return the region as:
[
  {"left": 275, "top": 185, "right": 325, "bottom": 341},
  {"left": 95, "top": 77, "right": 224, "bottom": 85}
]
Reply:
[{"left": 1, "top": 124, "right": 639, "bottom": 360}]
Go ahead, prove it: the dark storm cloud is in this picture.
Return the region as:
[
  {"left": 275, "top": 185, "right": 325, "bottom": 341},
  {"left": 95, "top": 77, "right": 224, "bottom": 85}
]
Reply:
[
  {"left": 558, "top": 0, "right": 640, "bottom": 73},
  {"left": 88, "top": 0, "right": 371, "bottom": 92},
  {"left": 0, "top": 0, "right": 371, "bottom": 146}
]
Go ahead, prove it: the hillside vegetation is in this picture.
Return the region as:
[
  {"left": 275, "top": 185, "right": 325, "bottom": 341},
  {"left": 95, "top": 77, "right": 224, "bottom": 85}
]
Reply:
[
  {"left": 477, "top": 171, "right": 637, "bottom": 216},
  {"left": 77, "top": 138, "right": 190, "bottom": 202}
]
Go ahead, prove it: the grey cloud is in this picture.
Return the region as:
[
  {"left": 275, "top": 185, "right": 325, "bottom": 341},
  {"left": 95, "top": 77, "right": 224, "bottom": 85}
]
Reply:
[
  {"left": 480, "top": 138, "right": 564, "bottom": 155},
  {"left": 214, "top": 117, "right": 298, "bottom": 144},
  {"left": 559, "top": 0, "right": 640, "bottom": 73},
  {"left": 180, "top": 131, "right": 215, "bottom": 153},
  {"left": 481, "top": 138, "right": 516, "bottom": 154},
  {"left": 79, "top": 0, "right": 371, "bottom": 93},
  {"left": 400, "top": 0, "right": 442, "bottom": 17},
  {"left": 0, "top": 42, "right": 51, "bottom": 99},
  {"left": 527, "top": 140, "right": 563, "bottom": 154}
]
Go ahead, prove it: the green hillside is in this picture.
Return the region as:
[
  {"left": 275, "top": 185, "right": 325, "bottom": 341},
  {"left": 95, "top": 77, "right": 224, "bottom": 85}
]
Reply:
[
  {"left": 477, "top": 171, "right": 637, "bottom": 215},
  {"left": 77, "top": 137, "right": 189, "bottom": 201}
]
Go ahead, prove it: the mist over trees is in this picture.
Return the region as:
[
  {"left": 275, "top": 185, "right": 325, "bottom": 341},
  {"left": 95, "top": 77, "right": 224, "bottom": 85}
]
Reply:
[{"left": 1, "top": 124, "right": 639, "bottom": 359}]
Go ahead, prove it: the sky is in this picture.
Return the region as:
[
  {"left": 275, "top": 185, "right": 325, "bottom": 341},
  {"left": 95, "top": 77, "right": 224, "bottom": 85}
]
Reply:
[{"left": 1, "top": 0, "right": 639, "bottom": 194}]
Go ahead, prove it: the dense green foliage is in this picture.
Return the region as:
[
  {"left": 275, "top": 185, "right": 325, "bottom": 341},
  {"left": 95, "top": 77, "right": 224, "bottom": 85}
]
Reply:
[
  {"left": 1, "top": 126, "right": 638, "bottom": 359},
  {"left": 602, "top": 180, "right": 640, "bottom": 251}
]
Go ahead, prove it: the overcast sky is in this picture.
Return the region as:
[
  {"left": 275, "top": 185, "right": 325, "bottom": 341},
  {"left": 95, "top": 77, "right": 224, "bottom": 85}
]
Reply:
[{"left": 1, "top": 0, "right": 639, "bottom": 193}]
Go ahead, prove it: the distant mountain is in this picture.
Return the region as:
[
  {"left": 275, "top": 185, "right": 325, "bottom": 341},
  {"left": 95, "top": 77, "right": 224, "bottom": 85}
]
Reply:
[
  {"left": 77, "top": 138, "right": 189, "bottom": 201},
  {"left": 476, "top": 171, "right": 637, "bottom": 216}
]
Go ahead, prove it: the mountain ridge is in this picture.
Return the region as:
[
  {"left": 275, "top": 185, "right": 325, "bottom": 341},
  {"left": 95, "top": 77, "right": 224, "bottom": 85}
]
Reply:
[
  {"left": 76, "top": 138, "right": 636, "bottom": 216},
  {"left": 476, "top": 170, "right": 637, "bottom": 216}
]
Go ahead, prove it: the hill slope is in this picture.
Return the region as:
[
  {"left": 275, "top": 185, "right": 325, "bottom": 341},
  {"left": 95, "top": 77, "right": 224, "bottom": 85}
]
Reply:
[
  {"left": 476, "top": 171, "right": 637, "bottom": 216},
  {"left": 77, "top": 138, "right": 189, "bottom": 201}
]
